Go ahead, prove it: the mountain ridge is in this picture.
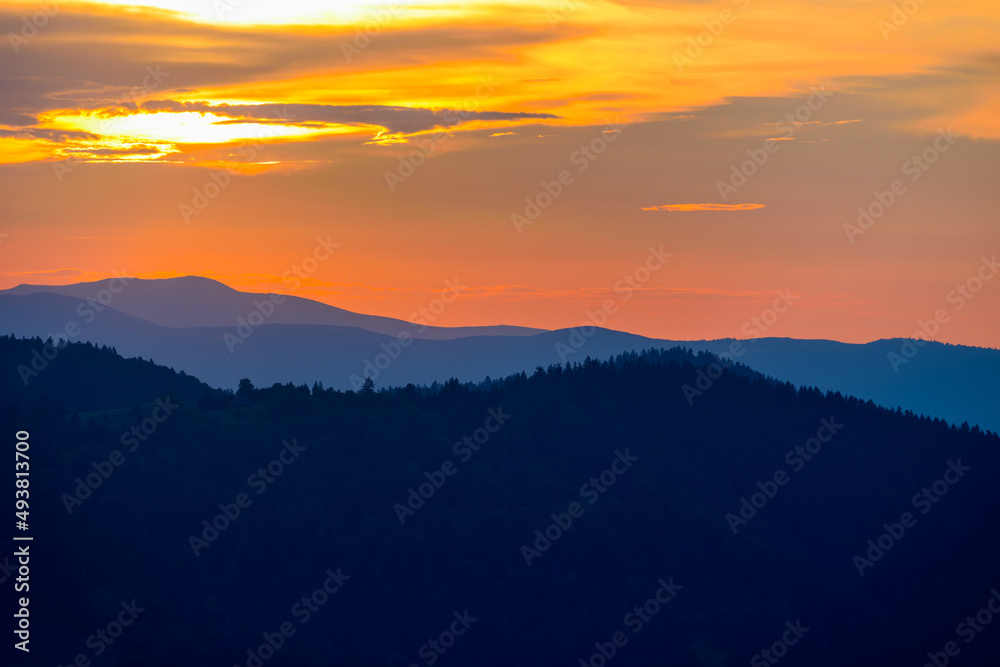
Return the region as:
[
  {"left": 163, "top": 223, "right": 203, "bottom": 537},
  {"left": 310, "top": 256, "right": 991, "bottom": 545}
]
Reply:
[
  {"left": 3, "top": 288, "right": 999, "bottom": 433},
  {"left": 1, "top": 276, "right": 546, "bottom": 339}
]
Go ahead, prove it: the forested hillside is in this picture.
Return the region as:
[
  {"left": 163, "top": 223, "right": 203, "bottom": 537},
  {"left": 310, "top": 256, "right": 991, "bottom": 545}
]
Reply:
[{"left": 4, "top": 339, "right": 999, "bottom": 666}]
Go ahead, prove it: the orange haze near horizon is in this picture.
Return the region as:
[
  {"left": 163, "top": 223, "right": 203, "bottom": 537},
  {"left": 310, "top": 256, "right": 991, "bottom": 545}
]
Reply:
[{"left": 1, "top": 0, "right": 998, "bottom": 347}]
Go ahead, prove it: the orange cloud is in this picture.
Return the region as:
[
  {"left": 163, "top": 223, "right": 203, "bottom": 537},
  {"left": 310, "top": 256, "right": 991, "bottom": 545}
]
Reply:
[{"left": 641, "top": 203, "right": 766, "bottom": 212}]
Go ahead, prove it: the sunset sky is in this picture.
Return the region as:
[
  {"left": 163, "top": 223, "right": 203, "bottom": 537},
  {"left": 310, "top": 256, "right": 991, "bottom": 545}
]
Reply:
[{"left": 1, "top": 0, "right": 998, "bottom": 346}]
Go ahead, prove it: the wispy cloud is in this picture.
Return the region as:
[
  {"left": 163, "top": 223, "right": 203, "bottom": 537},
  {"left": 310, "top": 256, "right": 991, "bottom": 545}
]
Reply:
[
  {"left": 641, "top": 203, "right": 766, "bottom": 212},
  {"left": 138, "top": 100, "right": 559, "bottom": 135},
  {"left": 1, "top": 268, "right": 83, "bottom": 277}
]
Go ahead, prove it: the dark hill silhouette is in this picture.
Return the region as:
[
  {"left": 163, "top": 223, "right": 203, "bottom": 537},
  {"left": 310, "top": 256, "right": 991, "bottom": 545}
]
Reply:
[
  {"left": 0, "top": 334, "right": 212, "bottom": 413},
  {"left": 687, "top": 337, "right": 1000, "bottom": 437},
  {"left": 6, "top": 341, "right": 1000, "bottom": 666}
]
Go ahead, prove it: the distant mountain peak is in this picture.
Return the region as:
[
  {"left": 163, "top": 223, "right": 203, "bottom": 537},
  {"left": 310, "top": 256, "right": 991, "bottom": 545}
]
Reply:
[
  {"left": 1, "top": 275, "right": 546, "bottom": 339},
  {"left": 5, "top": 274, "right": 237, "bottom": 294}
]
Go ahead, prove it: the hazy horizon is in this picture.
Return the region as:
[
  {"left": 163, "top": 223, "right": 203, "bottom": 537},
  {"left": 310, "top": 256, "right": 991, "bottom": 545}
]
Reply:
[{"left": 4, "top": 273, "right": 999, "bottom": 349}]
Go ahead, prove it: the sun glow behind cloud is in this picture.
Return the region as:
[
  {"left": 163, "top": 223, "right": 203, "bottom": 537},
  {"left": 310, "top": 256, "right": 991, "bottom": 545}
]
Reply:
[
  {"left": 42, "top": 110, "right": 357, "bottom": 145},
  {"left": 53, "top": 0, "right": 541, "bottom": 25},
  {"left": 0, "top": 138, "right": 60, "bottom": 165},
  {"left": 3, "top": 0, "right": 998, "bottom": 171}
]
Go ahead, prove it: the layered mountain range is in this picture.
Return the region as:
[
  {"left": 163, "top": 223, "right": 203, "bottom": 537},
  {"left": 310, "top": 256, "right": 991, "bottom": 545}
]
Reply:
[{"left": 3, "top": 276, "right": 997, "bottom": 432}]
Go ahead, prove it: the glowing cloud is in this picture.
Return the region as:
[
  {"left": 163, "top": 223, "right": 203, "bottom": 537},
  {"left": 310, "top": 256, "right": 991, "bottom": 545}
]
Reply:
[{"left": 641, "top": 203, "right": 766, "bottom": 212}]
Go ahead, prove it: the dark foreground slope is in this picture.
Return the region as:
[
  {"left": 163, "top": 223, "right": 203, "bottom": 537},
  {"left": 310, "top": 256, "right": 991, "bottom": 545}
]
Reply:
[
  {"left": 0, "top": 334, "right": 213, "bottom": 412},
  {"left": 4, "top": 343, "right": 1000, "bottom": 666}
]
